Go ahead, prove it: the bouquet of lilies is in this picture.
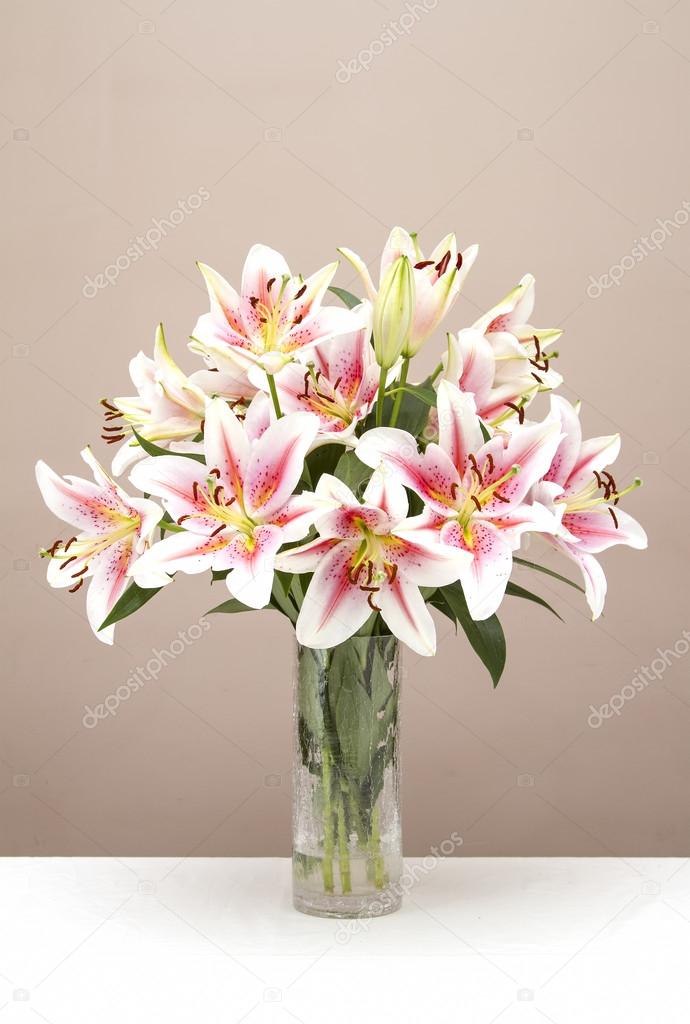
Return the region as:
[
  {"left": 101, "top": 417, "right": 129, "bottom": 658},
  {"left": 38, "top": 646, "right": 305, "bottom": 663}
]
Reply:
[{"left": 36, "top": 228, "right": 647, "bottom": 685}]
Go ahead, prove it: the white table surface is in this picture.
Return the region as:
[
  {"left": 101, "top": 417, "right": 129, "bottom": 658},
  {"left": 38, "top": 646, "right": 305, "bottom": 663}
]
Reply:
[{"left": 0, "top": 857, "right": 688, "bottom": 1023}]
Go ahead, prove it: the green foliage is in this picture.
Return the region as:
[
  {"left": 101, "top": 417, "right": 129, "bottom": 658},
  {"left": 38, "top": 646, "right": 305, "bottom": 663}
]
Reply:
[
  {"left": 99, "top": 581, "right": 163, "bottom": 631},
  {"left": 131, "top": 428, "right": 205, "bottom": 464},
  {"left": 328, "top": 285, "right": 362, "bottom": 309},
  {"left": 432, "top": 582, "right": 507, "bottom": 687}
]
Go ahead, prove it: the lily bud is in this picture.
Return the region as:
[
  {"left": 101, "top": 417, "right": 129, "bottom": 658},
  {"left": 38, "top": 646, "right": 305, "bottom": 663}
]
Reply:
[{"left": 373, "top": 255, "right": 415, "bottom": 370}]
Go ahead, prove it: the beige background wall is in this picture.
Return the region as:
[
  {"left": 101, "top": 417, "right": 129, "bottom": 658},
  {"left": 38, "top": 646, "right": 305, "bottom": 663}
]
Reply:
[{"left": 1, "top": 0, "right": 689, "bottom": 858}]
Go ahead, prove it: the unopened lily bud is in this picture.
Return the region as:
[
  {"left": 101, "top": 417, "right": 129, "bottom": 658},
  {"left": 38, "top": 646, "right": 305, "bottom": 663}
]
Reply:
[{"left": 373, "top": 255, "right": 415, "bottom": 370}]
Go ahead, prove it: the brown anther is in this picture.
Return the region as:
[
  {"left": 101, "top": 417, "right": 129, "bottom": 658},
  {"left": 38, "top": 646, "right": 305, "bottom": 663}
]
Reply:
[
  {"left": 192, "top": 481, "right": 200, "bottom": 502},
  {"left": 103, "top": 434, "right": 126, "bottom": 444},
  {"left": 199, "top": 419, "right": 205, "bottom": 434},
  {"left": 293, "top": 314, "right": 303, "bottom": 326},
  {"left": 209, "top": 468, "right": 221, "bottom": 479},
  {"left": 613, "top": 494, "right": 620, "bottom": 506},
  {"left": 533, "top": 334, "right": 542, "bottom": 359},
  {"left": 493, "top": 492, "right": 510, "bottom": 503},
  {"left": 414, "top": 260, "right": 434, "bottom": 270},
  {"left": 455, "top": 252, "right": 463, "bottom": 270},
  {"left": 71, "top": 564, "right": 89, "bottom": 578},
  {"left": 468, "top": 454, "right": 483, "bottom": 484},
  {"left": 384, "top": 563, "right": 398, "bottom": 584},
  {"left": 366, "top": 559, "right": 374, "bottom": 585},
  {"left": 604, "top": 471, "right": 617, "bottom": 492},
  {"left": 367, "top": 592, "right": 382, "bottom": 613},
  {"left": 259, "top": 317, "right": 268, "bottom": 324},
  {"left": 608, "top": 507, "right": 619, "bottom": 529},
  {"left": 68, "top": 577, "right": 84, "bottom": 594},
  {"left": 332, "top": 376, "right": 342, "bottom": 392},
  {"left": 210, "top": 524, "right": 226, "bottom": 537},
  {"left": 434, "top": 250, "right": 451, "bottom": 276},
  {"left": 102, "top": 424, "right": 125, "bottom": 432},
  {"left": 249, "top": 296, "right": 259, "bottom": 308},
  {"left": 506, "top": 402, "right": 525, "bottom": 424},
  {"left": 529, "top": 357, "right": 550, "bottom": 373},
  {"left": 213, "top": 485, "right": 224, "bottom": 503},
  {"left": 266, "top": 277, "right": 275, "bottom": 292},
  {"left": 104, "top": 411, "right": 123, "bottom": 421},
  {"left": 302, "top": 372, "right": 311, "bottom": 398},
  {"left": 100, "top": 399, "right": 119, "bottom": 412},
  {"left": 531, "top": 372, "right": 544, "bottom": 384},
  {"left": 486, "top": 453, "right": 495, "bottom": 474},
  {"left": 471, "top": 495, "right": 482, "bottom": 512},
  {"left": 450, "top": 482, "right": 459, "bottom": 500},
  {"left": 64, "top": 536, "right": 78, "bottom": 551},
  {"left": 46, "top": 540, "right": 62, "bottom": 556},
  {"left": 294, "top": 284, "right": 307, "bottom": 301},
  {"left": 177, "top": 515, "right": 192, "bottom": 525},
  {"left": 593, "top": 470, "right": 604, "bottom": 489},
  {"left": 225, "top": 496, "right": 236, "bottom": 507},
  {"left": 347, "top": 563, "right": 366, "bottom": 585},
  {"left": 60, "top": 556, "right": 78, "bottom": 572}
]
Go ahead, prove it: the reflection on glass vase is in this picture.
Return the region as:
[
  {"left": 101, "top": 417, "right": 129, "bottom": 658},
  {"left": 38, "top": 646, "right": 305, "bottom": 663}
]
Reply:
[{"left": 292, "top": 635, "right": 402, "bottom": 918}]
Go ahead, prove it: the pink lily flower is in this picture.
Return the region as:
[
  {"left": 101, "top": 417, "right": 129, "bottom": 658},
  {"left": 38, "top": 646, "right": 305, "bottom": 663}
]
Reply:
[
  {"left": 356, "top": 381, "right": 562, "bottom": 620},
  {"left": 129, "top": 399, "right": 325, "bottom": 609},
  {"left": 339, "top": 226, "right": 478, "bottom": 357},
  {"left": 532, "top": 396, "right": 647, "bottom": 619},
  {"left": 35, "top": 448, "right": 163, "bottom": 644},
  {"left": 105, "top": 324, "right": 254, "bottom": 476},
  {"left": 257, "top": 303, "right": 380, "bottom": 444},
  {"left": 277, "top": 471, "right": 472, "bottom": 656},
  {"left": 190, "top": 245, "right": 365, "bottom": 375},
  {"left": 464, "top": 274, "right": 563, "bottom": 423}
]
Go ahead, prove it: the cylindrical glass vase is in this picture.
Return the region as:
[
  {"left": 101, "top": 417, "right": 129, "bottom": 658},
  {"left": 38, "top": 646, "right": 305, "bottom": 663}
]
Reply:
[{"left": 292, "top": 635, "right": 402, "bottom": 918}]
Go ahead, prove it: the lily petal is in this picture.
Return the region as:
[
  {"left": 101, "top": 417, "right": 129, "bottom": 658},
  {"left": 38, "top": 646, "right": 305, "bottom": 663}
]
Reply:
[
  {"left": 378, "top": 576, "right": 437, "bottom": 657},
  {"left": 203, "top": 397, "right": 251, "bottom": 503},
  {"left": 243, "top": 411, "right": 319, "bottom": 521},
  {"left": 562, "top": 507, "right": 647, "bottom": 554},
  {"left": 436, "top": 380, "right": 483, "bottom": 477},
  {"left": 224, "top": 524, "right": 283, "bottom": 609},
  {"left": 296, "top": 541, "right": 372, "bottom": 648},
  {"left": 441, "top": 518, "right": 513, "bottom": 620}
]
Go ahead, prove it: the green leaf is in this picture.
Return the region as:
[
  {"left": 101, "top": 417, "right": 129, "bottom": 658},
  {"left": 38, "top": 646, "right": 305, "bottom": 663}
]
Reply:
[
  {"left": 385, "top": 382, "right": 437, "bottom": 407},
  {"left": 328, "top": 285, "right": 362, "bottom": 310},
  {"left": 211, "top": 568, "right": 230, "bottom": 582},
  {"left": 99, "top": 581, "right": 163, "bottom": 631},
  {"left": 513, "top": 556, "right": 584, "bottom": 593},
  {"left": 131, "top": 427, "right": 206, "bottom": 464},
  {"left": 505, "top": 581, "right": 564, "bottom": 621},
  {"left": 159, "top": 513, "right": 185, "bottom": 534},
  {"left": 268, "top": 578, "right": 299, "bottom": 623},
  {"left": 333, "top": 450, "right": 372, "bottom": 500},
  {"left": 393, "top": 375, "right": 436, "bottom": 436},
  {"left": 207, "top": 597, "right": 255, "bottom": 614},
  {"left": 294, "top": 647, "right": 325, "bottom": 745},
  {"left": 304, "top": 442, "right": 342, "bottom": 486},
  {"left": 438, "top": 582, "right": 506, "bottom": 687}
]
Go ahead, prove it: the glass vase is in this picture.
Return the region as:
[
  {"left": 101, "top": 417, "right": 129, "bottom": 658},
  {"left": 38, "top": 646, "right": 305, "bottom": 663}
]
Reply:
[{"left": 292, "top": 634, "right": 402, "bottom": 918}]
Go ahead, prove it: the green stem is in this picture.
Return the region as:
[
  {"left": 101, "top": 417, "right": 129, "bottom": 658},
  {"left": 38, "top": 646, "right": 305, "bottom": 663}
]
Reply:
[
  {"left": 267, "top": 373, "right": 283, "bottom": 419},
  {"left": 336, "top": 785, "right": 352, "bottom": 894},
  {"left": 389, "top": 358, "right": 409, "bottom": 428},
  {"left": 370, "top": 807, "right": 387, "bottom": 889},
  {"left": 321, "top": 745, "right": 335, "bottom": 893},
  {"left": 430, "top": 360, "right": 443, "bottom": 384},
  {"left": 375, "top": 365, "right": 388, "bottom": 426}
]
